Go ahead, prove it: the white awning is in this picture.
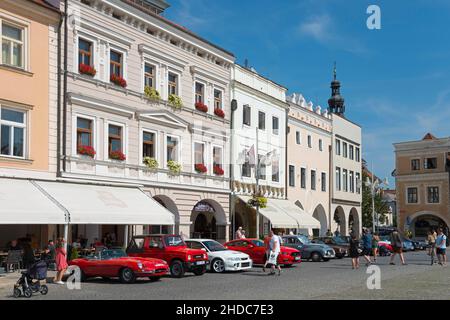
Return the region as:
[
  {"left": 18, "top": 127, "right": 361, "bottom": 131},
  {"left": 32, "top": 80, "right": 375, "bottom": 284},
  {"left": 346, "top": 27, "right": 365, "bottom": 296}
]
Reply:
[
  {"left": 269, "top": 199, "right": 321, "bottom": 229},
  {"left": 238, "top": 196, "right": 299, "bottom": 229},
  {"left": 0, "top": 178, "right": 66, "bottom": 224},
  {"left": 35, "top": 181, "right": 175, "bottom": 225}
]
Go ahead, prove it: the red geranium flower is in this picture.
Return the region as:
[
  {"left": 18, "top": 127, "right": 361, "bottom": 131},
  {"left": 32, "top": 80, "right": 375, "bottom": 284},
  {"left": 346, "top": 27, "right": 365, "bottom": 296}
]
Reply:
[
  {"left": 194, "top": 163, "right": 207, "bottom": 173},
  {"left": 214, "top": 108, "right": 225, "bottom": 118},
  {"left": 109, "top": 150, "right": 126, "bottom": 161},
  {"left": 77, "top": 145, "right": 96, "bottom": 157},
  {"left": 110, "top": 74, "right": 127, "bottom": 88},
  {"left": 195, "top": 102, "right": 208, "bottom": 113},
  {"left": 213, "top": 165, "right": 224, "bottom": 176},
  {"left": 79, "top": 63, "right": 96, "bottom": 77}
]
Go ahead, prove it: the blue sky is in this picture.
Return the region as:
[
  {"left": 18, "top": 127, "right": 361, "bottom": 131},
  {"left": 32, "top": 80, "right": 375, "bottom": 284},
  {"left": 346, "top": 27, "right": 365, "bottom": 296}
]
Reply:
[{"left": 166, "top": 0, "right": 450, "bottom": 183}]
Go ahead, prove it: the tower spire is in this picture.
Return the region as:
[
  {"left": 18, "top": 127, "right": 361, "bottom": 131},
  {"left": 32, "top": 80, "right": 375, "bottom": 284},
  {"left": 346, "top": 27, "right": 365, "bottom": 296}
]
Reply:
[
  {"left": 328, "top": 62, "right": 345, "bottom": 116},
  {"left": 333, "top": 61, "right": 337, "bottom": 81}
]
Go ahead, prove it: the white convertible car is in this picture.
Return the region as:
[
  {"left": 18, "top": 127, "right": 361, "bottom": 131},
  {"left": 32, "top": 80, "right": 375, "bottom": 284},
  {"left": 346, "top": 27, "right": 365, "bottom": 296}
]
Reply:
[{"left": 185, "top": 239, "right": 253, "bottom": 273}]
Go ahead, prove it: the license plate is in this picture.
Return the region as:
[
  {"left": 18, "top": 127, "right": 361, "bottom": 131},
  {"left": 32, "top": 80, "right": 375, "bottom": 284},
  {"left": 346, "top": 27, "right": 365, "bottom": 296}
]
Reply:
[
  {"left": 295, "top": 257, "right": 300, "bottom": 260},
  {"left": 196, "top": 261, "right": 206, "bottom": 265}
]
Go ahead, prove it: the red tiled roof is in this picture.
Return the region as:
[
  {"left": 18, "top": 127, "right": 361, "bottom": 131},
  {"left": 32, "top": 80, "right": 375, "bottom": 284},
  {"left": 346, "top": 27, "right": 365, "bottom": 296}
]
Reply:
[{"left": 28, "top": 0, "right": 61, "bottom": 13}]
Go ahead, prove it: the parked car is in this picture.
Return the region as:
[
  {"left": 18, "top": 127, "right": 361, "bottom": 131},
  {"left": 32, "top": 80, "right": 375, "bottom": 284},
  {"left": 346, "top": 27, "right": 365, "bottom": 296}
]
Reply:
[
  {"left": 223, "top": 238, "right": 301, "bottom": 266},
  {"left": 282, "top": 235, "right": 335, "bottom": 262},
  {"left": 68, "top": 249, "right": 169, "bottom": 284},
  {"left": 401, "top": 237, "right": 415, "bottom": 251},
  {"left": 185, "top": 239, "right": 252, "bottom": 273},
  {"left": 126, "top": 234, "right": 209, "bottom": 278},
  {"left": 314, "top": 237, "right": 349, "bottom": 258},
  {"left": 411, "top": 238, "right": 428, "bottom": 250}
]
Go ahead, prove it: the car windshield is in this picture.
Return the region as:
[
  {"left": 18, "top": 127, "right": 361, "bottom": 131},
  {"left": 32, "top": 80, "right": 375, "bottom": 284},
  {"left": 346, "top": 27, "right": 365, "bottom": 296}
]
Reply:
[
  {"left": 164, "top": 236, "right": 185, "bottom": 247},
  {"left": 297, "top": 235, "right": 310, "bottom": 244},
  {"left": 100, "top": 249, "right": 127, "bottom": 260},
  {"left": 203, "top": 241, "right": 227, "bottom": 252},
  {"left": 251, "top": 240, "right": 265, "bottom": 247},
  {"left": 333, "top": 237, "right": 347, "bottom": 244}
]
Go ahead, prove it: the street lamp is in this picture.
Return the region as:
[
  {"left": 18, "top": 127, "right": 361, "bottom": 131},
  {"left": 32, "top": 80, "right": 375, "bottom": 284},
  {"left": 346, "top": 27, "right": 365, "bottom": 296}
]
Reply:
[{"left": 364, "top": 163, "right": 388, "bottom": 232}]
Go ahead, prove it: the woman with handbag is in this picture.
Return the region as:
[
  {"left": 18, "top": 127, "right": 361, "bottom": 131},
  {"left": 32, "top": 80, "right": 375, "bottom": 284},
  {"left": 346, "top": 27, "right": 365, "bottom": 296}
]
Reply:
[{"left": 389, "top": 228, "right": 406, "bottom": 265}]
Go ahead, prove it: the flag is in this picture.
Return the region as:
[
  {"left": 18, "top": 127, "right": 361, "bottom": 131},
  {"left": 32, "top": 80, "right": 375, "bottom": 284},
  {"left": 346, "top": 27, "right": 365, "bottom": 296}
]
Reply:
[{"left": 247, "top": 145, "right": 256, "bottom": 166}]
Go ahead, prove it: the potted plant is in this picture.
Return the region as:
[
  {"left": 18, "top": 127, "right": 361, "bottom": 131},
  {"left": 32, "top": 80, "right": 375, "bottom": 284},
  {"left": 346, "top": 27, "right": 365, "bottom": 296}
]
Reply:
[
  {"left": 195, "top": 101, "right": 208, "bottom": 113},
  {"left": 214, "top": 108, "right": 225, "bottom": 118},
  {"left": 79, "top": 63, "right": 96, "bottom": 77},
  {"left": 144, "top": 86, "right": 160, "bottom": 100},
  {"left": 194, "top": 163, "right": 207, "bottom": 174},
  {"left": 168, "top": 94, "right": 183, "bottom": 109},
  {"left": 213, "top": 165, "right": 224, "bottom": 176},
  {"left": 247, "top": 196, "right": 268, "bottom": 209},
  {"left": 167, "top": 160, "right": 181, "bottom": 175},
  {"left": 143, "top": 157, "right": 158, "bottom": 170},
  {"left": 110, "top": 74, "right": 127, "bottom": 88},
  {"left": 109, "top": 150, "right": 126, "bottom": 161},
  {"left": 77, "top": 145, "right": 96, "bottom": 158}
]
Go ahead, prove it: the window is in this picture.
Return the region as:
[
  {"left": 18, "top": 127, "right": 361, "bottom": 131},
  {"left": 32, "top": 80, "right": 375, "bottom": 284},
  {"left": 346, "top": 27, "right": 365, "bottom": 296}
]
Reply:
[
  {"left": 108, "top": 124, "right": 122, "bottom": 156},
  {"left": 0, "top": 107, "right": 25, "bottom": 157},
  {"left": 258, "top": 155, "right": 266, "bottom": 180},
  {"left": 78, "top": 38, "right": 92, "bottom": 67},
  {"left": 76, "top": 118, "right": 92, "bottom": 148},
  {"left": 110, "top": 50, "right": 122, "bottom": 76},
  {"left": 336, "top": 167, "right": 341, "bottom": 191},
  {"left": 1, "top": 22, "right": 24, "bottom": 68},
  {"left": 142, "top": 131, "right": 155, "bottom": 158},
  {"left": 195, "top": 82, "right": 204, "bottom": 103},
  {"left": 342, "top": 142, "right": 348, "bottom": 158},
  {"left": 289, "top": 165, "right": 295, "bottom": 187},
  {"left": 166, "top": 136, "right": 179, "bottom": 162},
  {"left": 407, "top": 187, "right": 418, "bottom": 203},
  {"left": 356, "top": 147, "right": 360, "bottom": 162},
  {"left": 243, "top": 105, "right": 251, "bottom": 126},
  {"left": 335, "top": 139, "right": 341, "bottom": 155},
  {"left": 300, "top": 168, "right": 306, "bottom": 189},
  {"left": 356, "top": 172, "right": 361, "bottom": 194},
  {"left": 296, "top": 131, "right": 301, "bottom": 144},
  {"left": 272, "top": 157, "right": 279, "bottom": 182},
  {"left": 194, "top": 142, "right": 205, "bottom": 167},
  {"left": 258, "top": 111, "right": 265, "bottom": 130},
  {"left": 424, "top": 158, "right": 437, "bottom": 169},
  {"left": 349, "top": 171, "right": 354, "bottom": 193},
  {"left": 311, "top": 170, "right": 316, "bottom": 190},
  {"left": 144, "top": 63, "right": 155, "bottom": 88},
  {"left": 272, "top": 116, "right": 279, "bottom": 135},
  {"left": 343, "top": 169, "right": 348, "bottom": 192},
  {"left": 349, "top": 145, "right": 354, "bottom": 160},
  {"left": 307, "top": 135, "right": 312, "bottom": 148},
  {"left": 427, "top": 187, "right": 439, "bottom": 203},
  {"left": 168, "top": 72, "right": 178, "bottom": 95},
  {"left": 321, "top": 172, "right": 326, "bottom": 192},
  {"left": 213, "top": 146, "right": 222, "bottom": 168},
  {"left": 214, "top": 89, "right": 222, "bottom": 109},
  {"left": 319, "top": 139, "right": 323, "bottom": 151},
  {"left": 242, "top": 160, "right": 251, "bottom": 178},
  {"left": 411, "top": 159, "right": 420, "bottom": 171}
]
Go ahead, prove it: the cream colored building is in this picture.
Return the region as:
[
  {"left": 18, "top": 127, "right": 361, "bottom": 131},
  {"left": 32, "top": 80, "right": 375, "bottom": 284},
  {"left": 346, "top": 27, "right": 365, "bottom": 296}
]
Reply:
[
  {"left": 394, "top": 133, "right": 450, "bottom": 239},
  {"left": 286, "top": 93, "right": 332, "bottom": 236}
]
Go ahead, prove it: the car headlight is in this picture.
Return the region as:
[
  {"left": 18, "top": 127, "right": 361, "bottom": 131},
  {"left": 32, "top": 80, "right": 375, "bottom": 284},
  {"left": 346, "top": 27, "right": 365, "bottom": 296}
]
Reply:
[
  {"left": 203, "top": 254, "right": 207, "bottom": 259},
  {"left": 187, "top": 255, "right": 192, "bottom": 261},
  {"left": 137, "top": 262, "right": 143, "bottom": 269}
]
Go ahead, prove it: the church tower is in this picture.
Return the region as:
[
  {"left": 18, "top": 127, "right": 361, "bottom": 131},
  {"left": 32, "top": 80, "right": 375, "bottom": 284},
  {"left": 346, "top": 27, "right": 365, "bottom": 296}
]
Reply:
[{"left": 328, "top": 62, "right": 345, "bottom": 116}]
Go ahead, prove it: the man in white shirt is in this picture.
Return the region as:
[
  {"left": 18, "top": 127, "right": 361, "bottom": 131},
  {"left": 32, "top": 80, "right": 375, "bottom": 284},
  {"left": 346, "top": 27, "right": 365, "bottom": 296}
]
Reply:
[{"left": 268, "top": 230, "right": 282, "bottom": 276}]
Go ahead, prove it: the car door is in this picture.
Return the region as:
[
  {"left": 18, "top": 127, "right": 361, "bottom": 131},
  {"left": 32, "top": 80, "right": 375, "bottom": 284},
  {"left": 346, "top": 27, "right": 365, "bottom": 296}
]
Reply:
[{"left": 146, "top": 236, "right": 165, "bottom": 261}]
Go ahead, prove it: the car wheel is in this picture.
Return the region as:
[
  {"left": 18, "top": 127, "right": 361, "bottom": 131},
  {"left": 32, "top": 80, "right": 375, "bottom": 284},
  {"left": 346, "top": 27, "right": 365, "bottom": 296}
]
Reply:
[
  {"left": 193, "top": 266, "right": 207, "bottom": 276},
  {"left": 170, "top": 260, "right": 185, "bottom": 278},
  {"left": 311, "top": 252, "right": 322, "bottom": 262},
  {"left": 23, "top": 288, "right": 32, "bottom": 298},
  {"left": 40, "top": 285, "right": 48, "bottom": 295},
  {"left": 211, "top": 259, "right": 225, "bottom": 273},
  {"left": 119, "top": 268, "right": 136, "bottom": 284},
  {"left": 323, "top": 258, "right": 330, "bottom": 262},
  {"left": 13, "top": 288, "right": 21, "bottom": 298},
  {"left": 149, "top": 277, "right": 161, "bottom": 282}
]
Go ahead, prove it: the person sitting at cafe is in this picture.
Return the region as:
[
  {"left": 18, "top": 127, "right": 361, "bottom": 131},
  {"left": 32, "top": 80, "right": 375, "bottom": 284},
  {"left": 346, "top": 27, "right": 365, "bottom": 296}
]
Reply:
[
  {"left": 92, "top": 238, "right": 104, "bottom": 248},
  {"left": 8, "top": 239, "right": 22, "bottom": 251}
]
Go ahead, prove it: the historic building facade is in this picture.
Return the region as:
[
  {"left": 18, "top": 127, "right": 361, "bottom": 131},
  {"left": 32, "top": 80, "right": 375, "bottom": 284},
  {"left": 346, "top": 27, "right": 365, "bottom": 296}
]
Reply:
[
  {"left": 286, "top": 93, "right": 332, "bottom": 236},
  {"left": 60, "top": 0, "right": 234, "bottom": 243},
  {"left": 394, "top": 133, "right": 450, "bottom": 239}
]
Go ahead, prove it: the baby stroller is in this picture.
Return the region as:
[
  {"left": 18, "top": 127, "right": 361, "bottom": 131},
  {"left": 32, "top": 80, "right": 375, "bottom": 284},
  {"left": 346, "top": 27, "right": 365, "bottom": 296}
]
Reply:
[{"left": 13, "top": 260, "right": 49, "bottom": 298}]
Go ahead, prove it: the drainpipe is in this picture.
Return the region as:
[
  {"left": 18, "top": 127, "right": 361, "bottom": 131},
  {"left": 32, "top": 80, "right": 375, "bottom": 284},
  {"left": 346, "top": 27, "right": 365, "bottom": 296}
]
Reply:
[
  {"left": 62, "top": 0, "right": 68, "bottom": 172},
  {"left": 230, "top": 97, "right": 237, "bottom": 241},
  {"left": 329, "top": 143, "right": 333, "bottom": 234},
  {"left": 56, "top": 13, "right": 63, "bottom": 177},
  {"left": 285, "top": 107, "right": 289, "bottom": 200}
]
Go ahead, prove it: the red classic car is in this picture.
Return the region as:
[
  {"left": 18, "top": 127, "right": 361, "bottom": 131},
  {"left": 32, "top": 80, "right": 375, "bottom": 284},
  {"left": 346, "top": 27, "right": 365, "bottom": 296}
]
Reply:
[
  {"left": 224, "top": 238, "right": 301, "bottom": 266},
  {"left": 68, "top": 249, "right": 169, "bottom": 284},
  {"left": 126, "top": 234, "right": 209, "bottom": 278}
]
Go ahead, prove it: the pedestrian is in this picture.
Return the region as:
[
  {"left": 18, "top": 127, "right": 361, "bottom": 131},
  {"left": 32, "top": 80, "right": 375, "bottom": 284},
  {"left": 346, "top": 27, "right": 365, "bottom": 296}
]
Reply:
[
  {"left": 326, "top": 229, "right": 333, "bottom": 237},
  {"left": 427, "top": 230, "right": 437, "bottom": 265},
  {"left": 266, "top": 229, "right": 282, "bottom": 276},
  {"left": 349, "top": 232, "right": 360, "bottom": 269},
  {"left": 8, "top": 239, "right": 22, "bottom": 251},
  {"left": 372, "top": 232, "right": 380, "bottom": 263},
  {"left": 241, "top": 230, "right": 246, "bottom": 239},
  {"left": 262, "top": 233, "right": 272, "bottom": 273},
  {"left": 235, "top": 226, "right": 243, "bottom": 239},
  {"left": 44, "top": 240, "right": 56, "bottom": 271},
  {"left": 361, "top": 228, "right": 373, "bottom": 266},
  {"left": 389, "top": 228, "right": 406, "bottom": 265},
  {"left": 436, "top": 228, "right": 447, "bottom": 266},
  {"left": 54, "top": 238, "right": 68, "bottom": 285}
]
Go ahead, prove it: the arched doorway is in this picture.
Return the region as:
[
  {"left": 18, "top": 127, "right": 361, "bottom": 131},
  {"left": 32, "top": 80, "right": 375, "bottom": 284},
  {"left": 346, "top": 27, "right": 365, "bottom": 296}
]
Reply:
[
  {"left": 333, "top": 206, "right": 346, "bottom": 236},
  {"left": 191, "top": 199, "right": 227, "bottom": 241},
  {"left": 411, "top": 214, "right": 449, "bottom": 239},
  {"left": 348, "top": 208, "right": 360, "bottom": 237},
  {"left": 312, "top": 204, "right": 328, "bottom": 237},
  {"left": 152, "top": 195, "right": 179, "bottom": 234}
]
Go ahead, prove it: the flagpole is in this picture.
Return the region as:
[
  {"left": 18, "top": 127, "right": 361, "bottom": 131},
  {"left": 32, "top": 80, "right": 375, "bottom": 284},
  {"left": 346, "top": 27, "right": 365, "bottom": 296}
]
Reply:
[{"left": 255, "top": 127, "right": 260, "bottom": 239}]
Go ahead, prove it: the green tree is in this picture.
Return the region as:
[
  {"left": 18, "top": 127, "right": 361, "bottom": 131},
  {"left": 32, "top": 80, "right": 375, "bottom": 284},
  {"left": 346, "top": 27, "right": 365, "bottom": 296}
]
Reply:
[{"left": 362, "top": 171, "right": 389, "bottom": 229}]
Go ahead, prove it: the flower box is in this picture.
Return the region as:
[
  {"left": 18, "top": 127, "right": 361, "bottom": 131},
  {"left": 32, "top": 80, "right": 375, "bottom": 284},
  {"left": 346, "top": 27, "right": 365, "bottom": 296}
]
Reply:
[
  {"left": 79, "top": 64, "right": 96, "bottom": 77},
  {"left": 195, "top": 163, "right": 208, "bottom": 174},
  {"left": 195, "top": 102, "right": 208, "bottom": 113},
  {"left": 144, "top": 86, "right": 160, "bottom": 100},
  {"left": 109, "top": 150, "right": 126, "bottom": 161},
  {"left": 110, "top": 74, "right": 127, "bottom": 88},
  {"left": 214, "top": 108, "right": 225, "bottom": 118},
  {"left": 143, "top": 157, "right": 158, "bottom": 170},
  {"left": 213, "top": 165, "right": 224, "bottom": 176},
  {"left": 77, "top": 145, "right": 96, "bottom": 158},
  {"left": 167, "top": 160, "right": 181, "bottom": 175},
  {"left": 168, "top": 94, "right": 183, "bottom": 109}
]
